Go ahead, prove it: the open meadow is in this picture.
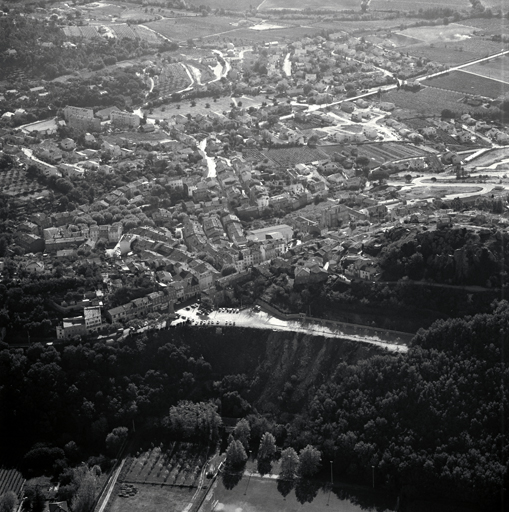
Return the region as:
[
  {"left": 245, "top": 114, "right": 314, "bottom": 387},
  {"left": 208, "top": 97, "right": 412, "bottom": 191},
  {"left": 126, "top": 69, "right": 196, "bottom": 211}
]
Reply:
[{"left": 423, "top": 70, "right": 507, "bottom": 99}]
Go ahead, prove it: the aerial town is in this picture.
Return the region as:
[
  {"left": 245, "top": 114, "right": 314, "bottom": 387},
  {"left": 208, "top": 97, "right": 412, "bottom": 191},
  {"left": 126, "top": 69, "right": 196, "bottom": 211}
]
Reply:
[{"left": 0, "top": 1, "right": 508, "bottom": 512}]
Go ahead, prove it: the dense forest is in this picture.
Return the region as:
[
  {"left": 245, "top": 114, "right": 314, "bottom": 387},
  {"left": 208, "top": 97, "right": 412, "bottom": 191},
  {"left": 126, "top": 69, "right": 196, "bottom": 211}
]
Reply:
[
  {"left": 377, "top": 226, "right": 509, "bottom": 287},
  {"left": 0, "top": 300, "right": 507, "bottom": 510}
]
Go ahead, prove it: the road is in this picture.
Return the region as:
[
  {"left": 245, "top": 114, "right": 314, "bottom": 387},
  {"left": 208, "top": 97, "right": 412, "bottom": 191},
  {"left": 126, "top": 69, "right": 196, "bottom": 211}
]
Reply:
[
  {"left": 95, "top": 459, "right": 125, "bottom": 512},
  {"left": 299, "top": 49, "right": 509, "bottom": 114},
  {"left": 172, "top": 306, "right": 409, "bottom": 353}
]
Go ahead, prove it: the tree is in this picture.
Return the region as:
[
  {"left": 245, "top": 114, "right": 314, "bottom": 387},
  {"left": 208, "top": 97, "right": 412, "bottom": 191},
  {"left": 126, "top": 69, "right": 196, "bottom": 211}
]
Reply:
[
  {"left": 298, "top": 445, "right": 321, "bottom": 478},
  {"left": 307, "top": 135, "right": 319, "bottom": 147},
  {"left": 280, "top": 447, "right": 299, "bottom": 480},
  {"left": 225, "top": 439, "right": 247, "bottom": 470},
  {"left": 105, "top": 426, "right": 129, "bottom": 456},
  {"left": 221, "top": 265, "right": 237, "bottom": 277},
  {"left": 233, "top": 418, "right": 250, "bottom": 450},
  {"left": 71, "top": 468, "right": 97, "bottom": 512},
  {"left": 0, "top": 492, "right": 17, "bottom": 512},
  {"left": 23, "top": 485, "right": 45, "bottom": 512},
  {"left": 258, "top": 432, "right": 276, "bottom": 461}
]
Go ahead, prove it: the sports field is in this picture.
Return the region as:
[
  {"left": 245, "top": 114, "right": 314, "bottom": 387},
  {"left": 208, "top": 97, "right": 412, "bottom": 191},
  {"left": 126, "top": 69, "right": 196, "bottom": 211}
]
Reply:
[{"left": 200, "top": 474, "right": 396, "bottom": 512}]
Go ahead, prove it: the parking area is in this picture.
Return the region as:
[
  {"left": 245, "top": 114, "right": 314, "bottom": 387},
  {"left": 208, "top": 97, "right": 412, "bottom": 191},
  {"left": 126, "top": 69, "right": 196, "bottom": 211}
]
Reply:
[{"left": 168, "top": 304, "right": 408, "bottom": 353}]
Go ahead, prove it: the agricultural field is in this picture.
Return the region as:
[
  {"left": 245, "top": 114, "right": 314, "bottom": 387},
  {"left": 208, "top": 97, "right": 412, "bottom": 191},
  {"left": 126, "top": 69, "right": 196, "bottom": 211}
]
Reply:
[
  {"left": 243, "top": 148, "right": 271, "bottom": 162},
  {"left": 80, "top": 2, "right": 159, "bottom": 23},
  {"left": 383, "top": 87, "right": 488, "bottom": 116},
  {"left": 462, "top": 54, "right": 509, "bottom": 83},
  {"left": 320, "top": 142, "right": 431, "bottom": 167},
  {"left": 461, "top": 16, "right": 509, "bottom": 36},
  {"left": 111, "top": 24, "right": 138, "bottom": 39},
  {"left": 158, "top": 63, "right": 192, "bottom": 96},
  {"left": 404, "top": 38, "right": 505, "bottom": 66},
  {"left": 145, "top": 16, "right": 242, "bottom": 41},
  {"left": 205, "top": 25, "right": 323, "bottom": 44},
  {"left": 131, "top": 26, "right": 163, "bottom": 44},
  {"left": 123, "top": 443, "right": 209, "bottom": 487},
  {"left": 308, "top": 18, "right": 406, "bottom": 34},
  {"left": 258, "top": 0, "right": 359, "bottom": 10},
  {"left": 187, "top": 0, "right": 256, "bottom": 10},
  {"left": 80, "top": 25, "right": 103, "bottom": 38},
  {"left": 186, "top": 62, "right": 215, "bottom": 84},
  {"left": 0, "top": 166, "right": 47, "bottom": 200},
  {"left": 262, "top": 146, "right": 329, "bottom": 166},
  {"left": 0, "top": 468, "right": 24, "bottom": 497},
  {"left": 423, "top": 70, "right": 507, "bottom": 99},
  {"left": 370, "top": 0, "right": 470, "bottom": 10}
]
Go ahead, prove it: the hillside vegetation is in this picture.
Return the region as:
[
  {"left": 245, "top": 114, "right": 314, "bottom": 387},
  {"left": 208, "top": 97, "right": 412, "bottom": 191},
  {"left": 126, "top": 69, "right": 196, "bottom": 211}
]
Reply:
[{"left": 1, "top": 304, "right": 507, "bottom": 509}]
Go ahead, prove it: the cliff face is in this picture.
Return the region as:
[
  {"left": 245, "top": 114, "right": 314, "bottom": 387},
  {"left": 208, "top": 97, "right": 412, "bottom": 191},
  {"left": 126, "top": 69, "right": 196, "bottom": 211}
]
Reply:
[
  {"left": 252, "top": 331, "right": 382, "bottom": 416},
  {"left": 187, "top": 327, "right": 386, "bottom": 416}
]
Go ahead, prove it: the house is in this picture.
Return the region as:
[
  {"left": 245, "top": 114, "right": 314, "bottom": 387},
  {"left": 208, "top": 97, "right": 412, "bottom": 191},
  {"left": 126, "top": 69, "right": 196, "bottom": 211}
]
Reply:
[
  {"left": 56, "top": 317, "right": 87, "bottom": 340},
  {"left": 60, "top": 138, "right": 76, "bottom": 151},
  {"left": 15, "top": 233, "right": 44, "bottom": 253},
  {"left": 84, "top": 306, "right": 102, "bottom": 332}
]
